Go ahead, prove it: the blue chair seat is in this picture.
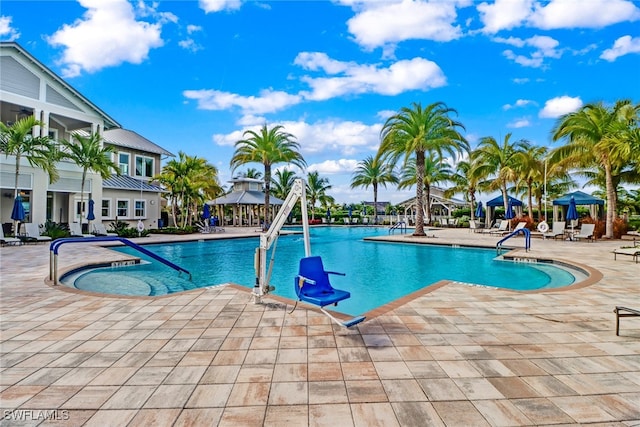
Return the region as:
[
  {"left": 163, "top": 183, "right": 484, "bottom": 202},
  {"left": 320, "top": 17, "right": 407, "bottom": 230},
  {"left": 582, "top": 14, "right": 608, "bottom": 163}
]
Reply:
[{"left": 294, "top": 256, "right": 349, "bottom": 308}]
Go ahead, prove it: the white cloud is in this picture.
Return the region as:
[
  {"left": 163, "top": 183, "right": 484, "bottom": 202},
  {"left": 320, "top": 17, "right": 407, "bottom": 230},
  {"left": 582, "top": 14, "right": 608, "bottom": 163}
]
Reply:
[
  {"left": 212, "top": 119, "right": 381, "bottom": 157},
  {"left": 477, "top": 0, "right": 533, "bottom": 33},
  {"left": 296, "top": 54, "right": 446, "bottom": 100},
  {"left": 507, "top": 117, "right": 531, "bottom": 128},
  {"left": 0, "top": 16, "right": 20, "bottom": 41},
  {"left": 309, "top": 159, "right": 360, "bottom": 174},
  {"left": 345, "top": 0, "right": 466, "bottom": 51},
  {"left": 503, "top": 99, "right": 536, "bottom": 110},
  {"left": 495, "top": 35, "right": 561, "bottom": 68},
  {"left": 539, "top": 96, "right": 583, "bottom": 118},
  {"left": 199, "top": 0, "right": 242, "bottom": 13},
  {"left": 600, "top": 35, "right": 640, "bottom": 61},
  {"left": 179, "top": 38, "right": 203, "bottom": 52},
  {"left": 183, "top": 89, "right": 303, "bottom": 115},
  {"left": 529, "top": 0, "right": 640, "bottom": 30},
  {"left": 47, "top": 0, "right": 164, "bottom": 77},
  {"left": 512, "top": 77, "right": 530, "bottom": 84},
  {"left": 478, "top": 0, "right": 640, "bottom": 33},
  {"left": 376, "top": 110, "right": 397, "bottom": 120},
  {"left": 187, "top": 25, "right": 202, "bottom": 34}
]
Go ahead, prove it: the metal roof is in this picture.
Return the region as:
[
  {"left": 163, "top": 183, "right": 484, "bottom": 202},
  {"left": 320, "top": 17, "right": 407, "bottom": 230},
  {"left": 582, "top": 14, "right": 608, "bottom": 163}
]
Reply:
[
  {"left": 209, "top": 190, "right": 284, "bottom": 205},
  {"left": 102, "top": 174, "right": 164, "bottom": 192},
  {"left": 75, "top": 128, "right": 174, "bottom": 157},
  {"left": 552, "top": 190, "right": 604, "bottom": 206}
]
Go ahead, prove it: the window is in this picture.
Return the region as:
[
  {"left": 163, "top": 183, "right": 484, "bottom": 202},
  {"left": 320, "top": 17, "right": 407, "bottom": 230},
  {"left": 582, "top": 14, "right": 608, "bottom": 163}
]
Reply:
[
  {"left": 118, "top": 153, "right": 129, "bottom": 175},
  {"left": 101, "top": 199, "right": 111, "bottom": 218},
  {"left": 116, "top": 200, "right": 129, "bottom": 218},
  {"left": 134, "top": 200, "right": 146, "bottom": 218},
  {"left": 135, "top": 156, "right": 154, "bottom": 178},
  {"left": 74, "top": 200, "right": 86, "bottom": 221}
]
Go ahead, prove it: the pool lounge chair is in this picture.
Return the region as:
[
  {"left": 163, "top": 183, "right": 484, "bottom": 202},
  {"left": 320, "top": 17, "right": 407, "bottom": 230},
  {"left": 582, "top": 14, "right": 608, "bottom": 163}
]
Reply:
[
  {"left": 21, "top": 223, "right": 52, "bottom": 243},
  {"left": 0, "top": 227, "right": 21, "bottom": 246},
  {"left": 614, "top": 306, "right": 640, "bottom": 336},
  {"left": 613, "top": 241, "right": 639, "bottom": 263},
  {"left": 573, "top": 223, "right": 595, "bottom": 242},
  {"left": 69, "top": 222, "right": 94, "bottom": 238},
  {"left": 498, "top": 221, "right": 526, "bottom": 236},
  {"left": 487, "top": 220, "right": 508, "bottom": 235},
  {"left": 93, "top": 223, "right": 117, "bottom": 236},
  {"left": 543, "top": 221, "right": 565, "bottom": 240}
]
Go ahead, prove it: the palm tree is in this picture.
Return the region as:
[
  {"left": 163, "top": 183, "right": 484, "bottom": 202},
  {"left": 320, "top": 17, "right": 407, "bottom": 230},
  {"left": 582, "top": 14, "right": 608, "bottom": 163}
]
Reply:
[
  {"left": 60, "top": 132, "right": 119, "bottom": 224},
  {"left": 0, "top": 115, "right": 59, "bottom": 198},
  {"left": 236, "top": 167, "right": 263, "bottom": 180},
  {"left": 471, "top": 133, "right": 529, "bottom": 213},
  {"left": 513, "top": 142, "right": 545, "bottom": 218},
  {"left": 306, "top": 171, "right": 333, "bottom": 220},
  {"left": 551, "top": 100, "right": 640, "bottom": 238},
  {"left": 378, "top": 102, "right": 468, "bottom": 236},
  {"left": 271, "top": 168, "right": 298, "bottom": 200},
  {"left": 351, "top": 155, "right": 398, "bottom": 224},
  {"left": 230, "top": 124, "right": 306, "bottom": 224},
  {"left": 398, "top": 154, "right": 453, "bottom": 225},
  {"left": 444, "top": 159, "right": 479, "bottom": 221}
]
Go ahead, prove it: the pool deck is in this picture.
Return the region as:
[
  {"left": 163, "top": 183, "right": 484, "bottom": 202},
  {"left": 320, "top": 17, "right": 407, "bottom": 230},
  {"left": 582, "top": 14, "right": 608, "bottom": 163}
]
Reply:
[{"left": 1, "top": 227, "right": 639, "bottom": 426}]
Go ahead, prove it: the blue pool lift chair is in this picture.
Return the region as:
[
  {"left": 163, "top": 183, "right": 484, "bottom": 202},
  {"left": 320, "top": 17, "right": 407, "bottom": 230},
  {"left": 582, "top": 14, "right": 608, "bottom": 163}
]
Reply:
[{"left": 294, "top": 256, "right": 365, "bottom": 328}]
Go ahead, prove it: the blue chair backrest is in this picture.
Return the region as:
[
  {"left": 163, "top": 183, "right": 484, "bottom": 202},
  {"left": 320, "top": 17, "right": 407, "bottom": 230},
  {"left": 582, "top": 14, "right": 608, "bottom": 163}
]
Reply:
[{"left": 296, "top": 256, "right": 334, "bottom": 298}]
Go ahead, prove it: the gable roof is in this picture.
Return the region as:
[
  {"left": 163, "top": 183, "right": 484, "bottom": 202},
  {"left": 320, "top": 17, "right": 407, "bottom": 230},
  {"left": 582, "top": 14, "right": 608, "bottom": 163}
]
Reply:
[
  {"left": 209, "top": 191, "right": 284, "bottom": 205},
  {"left": 0, "top": 41, "right": 120, "bottom": 129},
  {"left": 102, "top": 174, "right": 164, "bottom": 192},
  {"left": 102, "top": 128, "right": 174, "bottom": 156}
]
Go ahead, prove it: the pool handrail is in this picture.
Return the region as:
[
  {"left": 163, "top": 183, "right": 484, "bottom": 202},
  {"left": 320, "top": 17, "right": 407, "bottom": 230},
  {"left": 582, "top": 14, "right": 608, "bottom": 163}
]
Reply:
[
  {"left": 389, "top": 221, "right": 407, "bottom": 234},
  {"left": 49, "top": 236, "right": 191, "bottom": 284},
  {"left": 496, "top": 228, "right": 531, "bottom": 253}
]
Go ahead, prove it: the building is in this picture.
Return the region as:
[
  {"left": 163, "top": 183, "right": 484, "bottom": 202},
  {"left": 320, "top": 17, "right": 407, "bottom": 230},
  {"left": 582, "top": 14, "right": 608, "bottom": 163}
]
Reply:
[
  {"left": 209, "top": 177, "right": 284, "bottom": 227},
  {"left": 0, "top": 42, "right": 172, "bottom": 233},
  {"left": 397, "top": 186, "right": 467, "bottom": 225}
]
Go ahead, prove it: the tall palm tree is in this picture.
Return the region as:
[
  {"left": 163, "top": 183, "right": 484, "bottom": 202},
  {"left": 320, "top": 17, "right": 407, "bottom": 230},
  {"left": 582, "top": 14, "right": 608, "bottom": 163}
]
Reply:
[
  {"left": 398, "top": 154, "right": 453, "bottom": 225},
  {"left": 236, "top": 167, "right": 263, "bottom": 180},
  {"left": 444, "top": 159, "right": 479, "bottom": 221},
  {"left": 513, "top": 142, "right": 545, "bottom": 218},
  {"left": 378, "top": 102, "right": 468, "bottom": 236},
  {"left": 306, "top": 171, "right": 333, "bottom": 220},
  {"left": 551, "top": 100, "right": 639, "bottom": 238},
  {"left": 0, "top": 115, "right": 59, "bottom": 198},
  {"left": 230, "top": 124, "right": 306, "bottom": 224},
  {"left": 271, "top": 168, "right": 298, "bottom": 200},
  {"left": 471, "top": 133, "right": 529, "bottom": 213},
  {"left": 351, "top": 155, "right": 398, "bottom": 224},
  {"left": 60, "top": 132, "right": 119, "bottom": 223}
]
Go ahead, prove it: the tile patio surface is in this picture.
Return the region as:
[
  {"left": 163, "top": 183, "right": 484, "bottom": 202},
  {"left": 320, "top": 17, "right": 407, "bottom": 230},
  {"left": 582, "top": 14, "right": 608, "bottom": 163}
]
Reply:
[{"left": 1, "top": 227, "right": 639, "bottom": 426}]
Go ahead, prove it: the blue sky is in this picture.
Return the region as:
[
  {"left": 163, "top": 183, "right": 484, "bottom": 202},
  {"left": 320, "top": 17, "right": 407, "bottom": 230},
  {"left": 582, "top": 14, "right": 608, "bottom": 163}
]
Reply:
[{"left": 2, "top": 0, "right": 639, "bottom": 204}]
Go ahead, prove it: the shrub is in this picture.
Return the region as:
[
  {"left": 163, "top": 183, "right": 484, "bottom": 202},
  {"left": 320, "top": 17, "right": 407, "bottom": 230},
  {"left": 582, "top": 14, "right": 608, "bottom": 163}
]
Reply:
[
  {"left": 512, "top": 215, "right": 536, "bottom": 231},
  {"left": 41, "top": 220, "right": 70, "bottom": 240}
]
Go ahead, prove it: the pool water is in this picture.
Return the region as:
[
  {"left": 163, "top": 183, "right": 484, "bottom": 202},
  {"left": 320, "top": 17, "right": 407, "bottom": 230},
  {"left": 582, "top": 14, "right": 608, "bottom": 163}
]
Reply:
[{"left": 66, "top": 227, "right": 579, "bottom": 316}]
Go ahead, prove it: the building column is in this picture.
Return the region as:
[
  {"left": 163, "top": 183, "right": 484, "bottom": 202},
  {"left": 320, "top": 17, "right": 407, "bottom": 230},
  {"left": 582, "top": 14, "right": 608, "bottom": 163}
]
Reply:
[
  {"left": 40, "top": 110, "right": 50, "bottom": 137},
  {"left": 32, "top": 108, "right": 41, "bottom": 137}
]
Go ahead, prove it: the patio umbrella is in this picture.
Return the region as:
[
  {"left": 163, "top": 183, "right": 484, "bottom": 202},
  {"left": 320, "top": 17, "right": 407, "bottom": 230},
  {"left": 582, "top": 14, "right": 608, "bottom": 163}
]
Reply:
[
  {"left": 326, "top": 208, "right": 331, "bottom": 219},
  {"left": 11, "top": 195, "right": 25, "bottom": 222},
  {"left": 348, "top": 206, "right": 352, "bottom": 219},
  {"left": 87, "top": 199, "right": 95, "bottom": 221},
  {"left": 504, "top": 199, "right": 514, "bottom": 230},
  {"left": 566, "top": 196, "right": 578, "bottom": 235},
  {"left": 203, "top": 203, "right": 211, "bottom": 221},
  {"left": 475, "top": 201, "right": 484, "bottom": 219}
]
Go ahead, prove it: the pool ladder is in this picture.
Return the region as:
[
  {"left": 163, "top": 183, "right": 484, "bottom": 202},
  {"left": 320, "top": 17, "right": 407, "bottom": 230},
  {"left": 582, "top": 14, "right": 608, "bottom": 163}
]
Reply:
[
  {"left": 389, "top": 221, "right": 407, "bottom": 234},
  {"left": 496, "top": 228, "right": 531, "bottom": 254},
  {"left": 49, "top": 237, "right": 191, "bottom": 285}
]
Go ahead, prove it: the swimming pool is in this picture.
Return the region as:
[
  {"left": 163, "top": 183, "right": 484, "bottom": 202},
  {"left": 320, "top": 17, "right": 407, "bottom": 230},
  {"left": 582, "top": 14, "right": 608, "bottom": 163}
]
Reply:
[{"left": 64, "top": 227, "right": 581, "bottom": 315}]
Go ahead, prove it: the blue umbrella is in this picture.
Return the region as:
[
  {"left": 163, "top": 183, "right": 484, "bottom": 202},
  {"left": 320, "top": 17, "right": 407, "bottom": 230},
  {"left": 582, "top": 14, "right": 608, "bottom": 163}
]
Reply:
[
  {"left": 11, "top": 195, "right": 25, "bottom": 222},
  {"left": 203, "top": 203, "right": 211, "bottom": 220},
  {"left": 348, "top": 206, "right": 352, "bottom": 218},
  {"left": 474, "top": 201, "right": 484, "bottom": 219},
  {"left": 504, "top": 199, "right": 514, "bottom": 231},
  {"left": 87, "top": 199, "right": 95, "bottom": 221},
  {"left": 566, "top": 196, "right": 578, "bottom": 235},
  {"left": 326, "top": 208, "right": 331, "bottom": 219}
]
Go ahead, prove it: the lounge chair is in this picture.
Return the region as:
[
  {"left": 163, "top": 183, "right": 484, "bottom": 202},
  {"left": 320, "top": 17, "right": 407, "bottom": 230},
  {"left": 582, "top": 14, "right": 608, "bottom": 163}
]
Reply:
[
  {"left": 362, "top": 217, "right": 369, "bottom": 225},
  {"left": 498, "top": 221, "right": 526, "bottom": 236},
  {"left": 469, "top": 220, "right": 482, "bottom": 233},
  {"left": 93, "top": 223, "right": 117, "bottom": 236},
  {"left": 0, "top": 227, "right": 21, "bottom": 246},
  {"left": 543, "top": 221, "right": 565, "bottom": 240},
  {"left": 69, "top": 222, "right": 94, "bottom": 238},
  {"left": 614, "top": 306, "right": 640, "bottom": 336},
  {"left": 613, "top": 242, "right": 639, "bottom": 263},
  {"left": 21, "top": 223, "right": 52, "bottom": 243},
  {"left": 573, "top": 223, "right": 595, "bottom": 242},
  {"left": 487, "top": 220, "right": 508, "bottom": 235},
  {"left": 343, "top": 217, "right": 350, "bottom": 225}
]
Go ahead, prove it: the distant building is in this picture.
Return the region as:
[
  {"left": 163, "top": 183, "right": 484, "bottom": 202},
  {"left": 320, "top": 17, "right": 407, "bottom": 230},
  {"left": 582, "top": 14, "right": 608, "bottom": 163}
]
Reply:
[{"left": 397, "top": 186, "right": 466, "bottom": 224}]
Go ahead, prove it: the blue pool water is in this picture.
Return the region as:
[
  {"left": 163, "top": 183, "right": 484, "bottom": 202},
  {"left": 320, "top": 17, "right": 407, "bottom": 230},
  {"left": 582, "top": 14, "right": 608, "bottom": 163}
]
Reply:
[{"left": 66, "top": 227, "right": 579, "bottom": 316}]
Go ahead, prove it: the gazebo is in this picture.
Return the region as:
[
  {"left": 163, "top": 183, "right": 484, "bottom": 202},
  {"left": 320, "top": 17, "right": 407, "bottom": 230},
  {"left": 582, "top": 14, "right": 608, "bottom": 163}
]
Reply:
[
  {"left": 552, "top": 191, "right": 604, "bottom": 222},
  {"left": 485, "top": 195, "right": 524, "bottom": 226},
  {"left": 208, "top": 177, "right": 284, "bottom": 227}
]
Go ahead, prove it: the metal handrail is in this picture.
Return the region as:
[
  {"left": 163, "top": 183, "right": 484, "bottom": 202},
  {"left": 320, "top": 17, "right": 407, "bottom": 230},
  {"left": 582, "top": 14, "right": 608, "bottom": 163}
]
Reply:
[
  {"left": 50, "top": 237, "right": 191, "bottom": 284},
  {"left": 496, "top": 228, "right": 531, "bottom": 253},
  {"left": 389, "top": 221, "right": 407, "bottom": 234}
]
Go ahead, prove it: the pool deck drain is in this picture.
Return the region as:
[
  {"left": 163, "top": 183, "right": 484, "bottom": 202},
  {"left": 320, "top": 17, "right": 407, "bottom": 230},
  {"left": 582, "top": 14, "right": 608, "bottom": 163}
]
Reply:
[{"left": 1, "top": 226, "right": 639, "bottom": 426}]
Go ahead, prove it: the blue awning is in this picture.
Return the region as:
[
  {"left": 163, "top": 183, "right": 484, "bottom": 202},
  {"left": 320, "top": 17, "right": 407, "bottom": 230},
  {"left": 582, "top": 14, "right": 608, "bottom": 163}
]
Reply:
[{"left": 552, "top": 191, "right": 604, "bottom": 206}]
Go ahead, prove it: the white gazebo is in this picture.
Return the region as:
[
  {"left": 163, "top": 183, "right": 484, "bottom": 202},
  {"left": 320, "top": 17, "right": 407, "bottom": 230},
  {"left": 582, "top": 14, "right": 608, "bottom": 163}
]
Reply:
[{"left": 209, "top": 178, "right": 284, "bottom": 227}]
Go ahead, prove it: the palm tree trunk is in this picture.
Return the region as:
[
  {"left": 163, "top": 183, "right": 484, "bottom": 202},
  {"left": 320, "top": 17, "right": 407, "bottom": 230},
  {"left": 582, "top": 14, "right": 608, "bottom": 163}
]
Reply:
[
  {"left": 469, "top": 190, "right": 476, "bottom": 222},
  {"left": 414, "top": 150, "right": 426, "bottom": 236},
  {"left": 425, "top": 184, "right": 432, "bottom": 225},
  {"left": 264, "top": 165, "right": 271, "bottom": 227},
  {"left": 604, "top": 161, "right": 615, "bottom": 239},
  {"left": 373, "top": 182, "right": 378, "bottom": 224},
  {"left": 527, "top": 182, "right": 533, "bottom": 218},
  {"left": 536, "top": 196, "right": 543, "bottom": 222},
  {"left": 80, "top": 171, "right": 87, "bottom": 225},
  {"left": 13, "top": 154, "right": 21, "bottom": 234}
]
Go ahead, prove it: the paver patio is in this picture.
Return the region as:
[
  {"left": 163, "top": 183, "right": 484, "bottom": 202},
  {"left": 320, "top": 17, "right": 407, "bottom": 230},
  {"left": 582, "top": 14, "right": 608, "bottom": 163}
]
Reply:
[{"left": 1, "top": 227, "right": 639, "bottom": 426}]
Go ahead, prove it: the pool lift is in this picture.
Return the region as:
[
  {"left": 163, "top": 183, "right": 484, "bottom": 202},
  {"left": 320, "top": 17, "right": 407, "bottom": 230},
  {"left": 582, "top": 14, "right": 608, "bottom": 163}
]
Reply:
[{"left": 254, "top": 179, "right": 365, "bottom": 328}]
